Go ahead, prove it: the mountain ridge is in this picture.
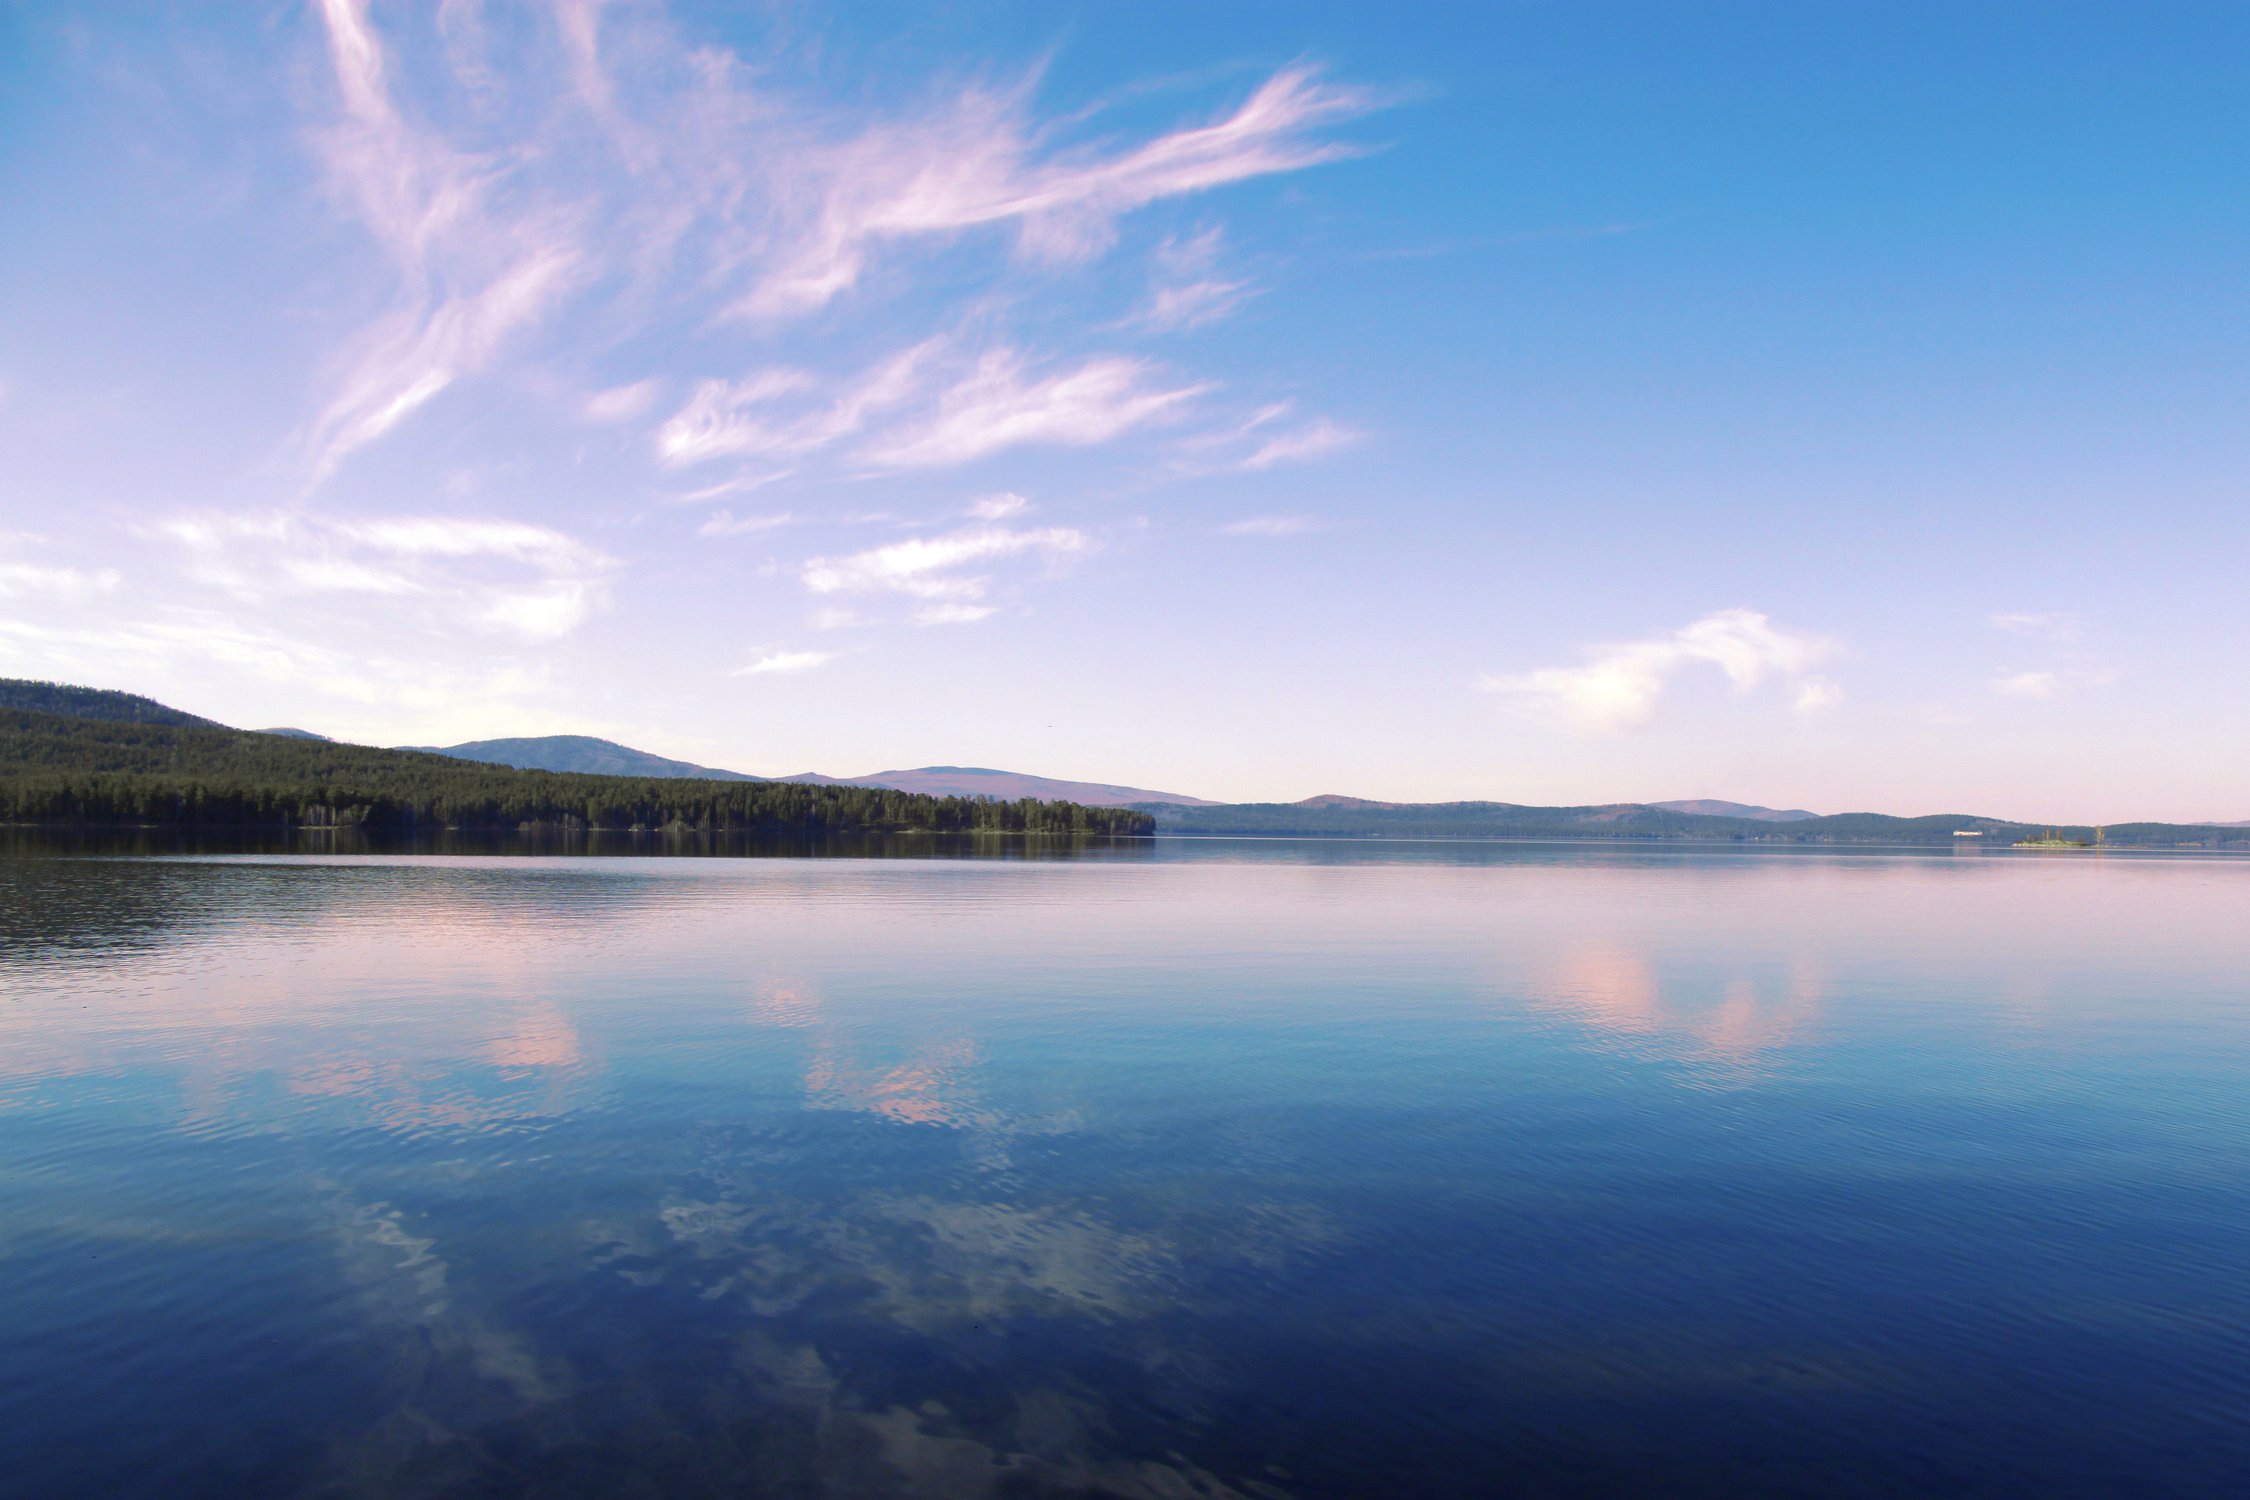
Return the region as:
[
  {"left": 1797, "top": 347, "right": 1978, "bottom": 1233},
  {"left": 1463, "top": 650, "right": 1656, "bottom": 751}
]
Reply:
[
  {"left": 4, "top": 679, "right": 2239, "bottom": 835},
  {"left": 404, "top": 734, "right": 763, "bottom": 782},
  {"left": 796, "top": 765, "right": 1215, "bottom": 807},
  {"left": 1648, "top": 799, "right": 1818, "bottom": 822}
]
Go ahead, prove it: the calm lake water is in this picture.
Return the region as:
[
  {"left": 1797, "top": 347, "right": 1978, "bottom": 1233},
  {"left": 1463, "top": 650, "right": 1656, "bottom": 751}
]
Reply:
[{"left": 3, "top": 839, "right": 2247, "bottom": 1498}]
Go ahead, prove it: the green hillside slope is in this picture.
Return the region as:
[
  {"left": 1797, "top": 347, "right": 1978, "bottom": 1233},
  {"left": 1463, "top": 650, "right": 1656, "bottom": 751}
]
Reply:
[{"left": 0, "top": 679, "right": 223, "bottom": 728}]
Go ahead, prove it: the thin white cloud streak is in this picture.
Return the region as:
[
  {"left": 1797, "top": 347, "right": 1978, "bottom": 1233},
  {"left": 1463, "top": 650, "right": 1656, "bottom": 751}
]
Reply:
[
  {"left": 968, "top": 492, "right": 1029, "bottom": 519},
  {"left": 0, "top": 611, "right": 551, "bottom": 711},
  {"left": 1794, "top": 677, "right": 1845, "bottom": 712},
  {"left": 0, "top": 534, "right": 121, "bottom": 600},
  {"left": 0, "top": 562, "right": 120, "bottom": 600},
  {"left": 868, "top": 352, "right": 1205, "bottom": 468},
  {"left": 913, "top": 602, "right": 997, "bottom": 626},
  {"left": 696, "top": 509, "right": 794, "bottom": 538},
  {"left": 1121, "top": 229, "right": 1254, "bottom": 332},
  {"left": 737, "top": 649, "right": 836, "bottom": 676},
  {"left": 1220, "top": 515, "right": 1316, "bottom": 537},
  {"left": 737, "top": 64, "right": 1380, "bottom": 318},
  {"left": 656, "top": 342, "right": 937, "bottom": 467},
  {"left": 303, "top": 0, "right": 585, "bottom": 480},
  {"left": 144, "top": 511, "right": 613, "bottom": 641},
  {"left": 1994, "top": 670, "right": 2063, "bottom": 700},
  {"left": 478, "top": 580, "right": 604, "bottom": 641},
  {"left": 802, "top": 523, "right": 1090, "bottom": 600},
  {"left": 1238, "top": 415, "right": 1360, "bottom": 469},
  {"left": 1177, "top": 401, "right": 1362, "bottom": 473},
  {"left": 1482, "top": 609, "right": 1840, "bottom": 734},
  {"left": 658, "top": 342, "right": 1205, "bottom": 472},
  {"left": 1990, "top": 611, "right": 2085, "bottom": 642},
  {"left": 293, "top": 5, "right": 1380, "bottom": 479},
  {"left": 1139, "top": 277, "right": 1250, "bottom": 332},
  {"left": 584, "top": 379, "right": 660, "bottom": 422}
]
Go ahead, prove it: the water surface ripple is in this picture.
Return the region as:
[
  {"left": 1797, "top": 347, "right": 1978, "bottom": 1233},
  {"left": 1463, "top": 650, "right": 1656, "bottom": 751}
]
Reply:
[{"left": 2, "top": 841, "right": 2246, "bottom": 1498}]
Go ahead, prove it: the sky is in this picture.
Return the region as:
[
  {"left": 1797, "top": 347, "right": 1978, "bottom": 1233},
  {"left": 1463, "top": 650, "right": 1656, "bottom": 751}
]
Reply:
[{"left": 1, "top": 1, "right": 2245, "bottom": 821}]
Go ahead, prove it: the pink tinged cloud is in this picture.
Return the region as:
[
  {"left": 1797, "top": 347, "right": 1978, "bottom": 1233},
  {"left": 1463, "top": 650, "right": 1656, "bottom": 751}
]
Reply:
[
  {"left": 1238, "top": 415, "right": 1361, "bottom": 470},
  {"left": 1482, "top": 608, "right": 1842, "bottom": 734},
  {"left": 655, "top": 343, "right": 936, "bottom": 467},
  {"left": 739, "top": 65, "right": 1379, "bottom": 318},
  {"left": 1220, "top": 515, "right": 1316, "bottom": 537},
  {"left": 737, "top": 649, "right": 836, "bottom": 676},
  {"left": 867, "top": 352, "right": 1205, "bottom": 468},
  {"left": 303, "top": 0, "right": 584, "bottom": 480},
  {"left": 801, "top": 523, "right": 1091, "bottom": 600}
]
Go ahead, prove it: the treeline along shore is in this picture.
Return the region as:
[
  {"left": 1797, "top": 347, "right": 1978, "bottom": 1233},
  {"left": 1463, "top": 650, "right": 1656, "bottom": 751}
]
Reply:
[
  {"left": 0, "top": 708, "right": 1154, "bottom": 836},
  {"left": 1142, "top": 799, "right": 2249, "bottom": 849}
]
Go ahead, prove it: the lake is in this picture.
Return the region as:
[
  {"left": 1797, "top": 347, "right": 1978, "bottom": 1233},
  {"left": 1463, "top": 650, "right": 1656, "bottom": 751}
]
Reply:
[{"left": 3, "top": 839, "right": 2247, "bottom": 1498}]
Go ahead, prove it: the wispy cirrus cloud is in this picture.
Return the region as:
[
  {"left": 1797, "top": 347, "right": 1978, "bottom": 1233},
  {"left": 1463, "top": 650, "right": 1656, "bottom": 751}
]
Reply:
[
  {"left": 1989, "top": 611, "right": 2112, "bottom": 701},
  {"left": 0, "top": 534, "right": 120, "bottom": 600},
  {"left": 584, "top": 379, "right": 661, "bottom": 422},
  {"left": 733, "top": 64, "right": 1381, "bottom": 319},
  {"left": 1994, "top": 670, "right": 2063, "bottom": 700},
  {"left": 292, "top": 4, "right": 1381, "bottom": 481},
  {"left": 1237, "top": 414, "right": 1360, "bottom": 470},
  {"left": 301, "top": 0, "right": 586, "bottom": 481},
  {"left": 696, "top": 510, "right": 795, "bottom": 538},
  {"left": 657, "top": 341, "right": 1206, "bottom": 474},
  {"left": 802, "top": 522, "right": 1091, "bottom": 608},
  {"left": 1220, "top": 515, "right": 1319, "bottom": 538},
  {"left": 1176, "top": 401, "right": 1363, "bottom": 473},
  {"left": 656, "top": 342, "right": 939, "bottom": 467},
  {"left": 0, "top": 609, "right": 553, "bottom": 712},
  {"left": 1121, "top": 228, "right": 1255, "bottom": 333},
  {"left": 736, "top": 648, "right": 837, "bottom": 677},
  {"left": 866, "top": 351, "right": 1205, "bottom": 469},
  {"left": 1991, "top": 610, "right": 2085, "bottom": 642},
  {"left": 1483, "top": 609, "right": 1841, "bottom": 734},
  {"left": 1992, "top": 667, "right": 2116, "bottom": 701},
  {"left": 146, "top": 512, "right": 614, "bottom": 642},
  {"left": 967, "top": 492, "right": 1029, "bottom": 520}
]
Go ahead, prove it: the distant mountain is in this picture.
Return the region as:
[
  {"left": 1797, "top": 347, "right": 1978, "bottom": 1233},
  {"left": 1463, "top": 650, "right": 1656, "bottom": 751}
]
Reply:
[
  {"left": 0, "top": 677, "right": 222, "bottom": 728},
  {"left": 258, "top": 727, "right": 332, "bottom": 741},
  {"left": 406, "top": 735, "right": 763, "bottom": 781},
  {"left": 1147, "top": 799, "right": 2250, "bottom": 848},
  {"left": 785, "top": 766, "right": 1214, "bottom": 807},
  {"left": 1649, "top": 799, "right": 1818, "bottom": 822}
]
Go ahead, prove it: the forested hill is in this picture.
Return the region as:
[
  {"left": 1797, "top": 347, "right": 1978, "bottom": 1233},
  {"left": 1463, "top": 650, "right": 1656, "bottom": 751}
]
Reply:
[
  {"left": 0, "top": 679, "right": 223, "bottom": 728},
  {"left": 0, "top": 708, "right": 1152, "bottom": 835},
  {"left": 1146, "top": 799, "right": 2249, "bottom": 849}
]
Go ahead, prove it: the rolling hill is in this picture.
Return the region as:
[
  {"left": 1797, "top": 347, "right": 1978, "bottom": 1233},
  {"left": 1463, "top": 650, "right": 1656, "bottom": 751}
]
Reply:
[
  {"left": 0, "top": 679, "right": 223, "bottom": 728},
  {"left": 1146, "top": 798, "right": 2248, "bottom": 849},
  {"left": 790, "top": 765, "right": 1214, "bottom": 807},
  {"left": 1648, "top": 799, "right": 1818, "bottom": 821},
  {"left": 407, "top": 734, "right": 761, "bottom": 781}
]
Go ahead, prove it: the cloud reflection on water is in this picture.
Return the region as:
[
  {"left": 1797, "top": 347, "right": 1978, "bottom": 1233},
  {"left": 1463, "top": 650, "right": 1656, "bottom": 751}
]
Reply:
[
  {"left": 1531, "top": 950, "right": 1827, "bottom": 1079},
  {"left": 11, "top": 851, "right": 2250, "bottom": 1496}
]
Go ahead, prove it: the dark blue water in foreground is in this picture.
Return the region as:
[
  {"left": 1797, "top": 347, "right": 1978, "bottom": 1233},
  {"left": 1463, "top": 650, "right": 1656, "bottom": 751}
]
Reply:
[{"left": 2, "top": 839, "right": 2247, "bottom": 1498}]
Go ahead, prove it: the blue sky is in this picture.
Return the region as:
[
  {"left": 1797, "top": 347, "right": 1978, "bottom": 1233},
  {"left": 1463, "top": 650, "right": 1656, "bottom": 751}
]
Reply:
[{"left": 1, "top": 2, "right": 2245, "bottom": 819}]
